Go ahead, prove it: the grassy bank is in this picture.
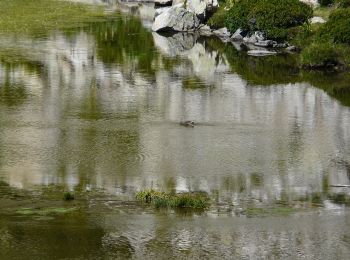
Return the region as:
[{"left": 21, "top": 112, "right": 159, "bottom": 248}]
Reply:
[{"left": 0, "top": 0, "right": 106, "bottom": 35}]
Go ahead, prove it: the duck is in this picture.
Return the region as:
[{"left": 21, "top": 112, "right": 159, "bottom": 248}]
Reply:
[{"left": 180, "top": 120, "right": 195, "bottom": 127}]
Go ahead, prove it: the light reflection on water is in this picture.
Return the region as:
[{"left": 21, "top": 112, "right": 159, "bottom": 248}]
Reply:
[{"left": 0, "top": 2, "right": 350, "bottom": 258}]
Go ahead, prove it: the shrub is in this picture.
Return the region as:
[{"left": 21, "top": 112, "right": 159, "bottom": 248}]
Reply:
[
  {"left": 318, "top": 0, "right": 335, "bottom": 6},
  {"left": 336, "top": 0, "right": 350, "bottom": 8},
  {"left": 301, "top": 43, "right": 340, "bottom": 68},
  {"left": 225, "top": 0, "right": 313, "bottom": 40},
  {"left": 318, "top": 9, "right": 350, "bottom": 44},
  {"left": 225, "top": 0, "right": 258, "bottom": 33},
  {"left": 63, "top": 192, "right": 75, "bottom": 201}
]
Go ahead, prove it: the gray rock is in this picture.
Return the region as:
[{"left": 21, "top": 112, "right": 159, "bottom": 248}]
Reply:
[
  {"left": 187, "top": 0, "right": 219, "bottom": 21},
  {"left": 213, "top": 27, "right": 231, "bottom": 38},
  {"left": 254, "top": 40, "right": 276, "bottom": 47},
  {"left": 198, "top": 24, "right": 213, "bottom": 36},
  {"left": 155, "top": 0, "right": 172, "bottom": 7},
  {"left": 310, "top": 16, "right": 326, "bottom": 24},
  {"left": 273, "top": 42, "right": 288, "bottom": 48},
  {"left": 231, "top": 28, "right": 245, "bottom": 41},
  {"left": 155, "top": 6, "right": 172, "bottom": 17},
  {"left": 243, "top": 31, "right": 265, "bottom": 43},
  {"left": 152, "top": 7, "right": 200, "bottom": 32},
  {"left": 286, "top": 45, "right": 299, "bottom": 52},
  {"left": 247, "top": 50, "right": 277, "bottom": 56}
]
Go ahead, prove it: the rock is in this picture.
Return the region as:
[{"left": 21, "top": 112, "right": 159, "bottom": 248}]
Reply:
[
  {"left": 254, "top": 40, "right": 276, "bottom": 47},
  {"left": 155, "top": 0, "right": 172, "bottom": 7},
  {"left": 230, "top": 28, "right": 246, "bottom": 41},
  {"left": 198, "top": 24, "right": 213, "bottom": 36},
  {"left": 286, "top": 45, "right": 299, "bottom": 52},
  {"left": 155, "top": 6, "right": 172, "bottom": 17},
  {"left": 272, "top": 42, "right": 288, "bottom": 48},
  {"left": 187, "top": 0, "right": 219, "bottom": 21},
  {"left": 213, "top": 27, "right": 231, "bottom": 38},
  {"left": 152, "top": 7, "right": 200, "bottom": 32},
  {"left": 310, "top": 16, "right": 326, "bottom": 24},
  {"left": 300, "top": 0, "right": 319, "bottom": 7},
  {"left": 243, "top": 31, "right": 265, "bottom": 44},
  {"left": 247, "top": 50, "right": 277, "bottom": 56}
]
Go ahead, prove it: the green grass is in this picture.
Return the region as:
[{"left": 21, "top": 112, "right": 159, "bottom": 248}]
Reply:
[
  {"left": 0, "top": 0, "right": 106, "bottom": 35},
  {"left": 136, "top": 190, "right": 210, "bottom": 209}
]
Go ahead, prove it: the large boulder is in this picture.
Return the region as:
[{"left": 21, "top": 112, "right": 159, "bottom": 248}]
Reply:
[
  {"left": 187, "top": 0, "right": 218, "bottom": 20},
  {"left": 152, "top": 7, "right": 200, "bottom": 32}
]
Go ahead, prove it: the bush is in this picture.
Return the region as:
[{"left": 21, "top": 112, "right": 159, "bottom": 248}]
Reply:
[
  {"left": 336, "top": 0, "right": 350, "bottom": 8},
  {"left": 225, "top": 0, "right": 313, "bottom": 40},
  {"left": 301, "top": 43, "right": 340, "bottom": 68},
  {"left": 319, "top": 0, "right": 334, "bottom": 6},
  {"left": 225, "top": 0, "right": 258, "bottom": 33},
  {"left": 318, "top": 9, "right": 350, "bottom": 44}
]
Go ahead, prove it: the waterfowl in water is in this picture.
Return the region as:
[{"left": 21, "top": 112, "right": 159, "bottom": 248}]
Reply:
[{"left": 180, "top": 121, "right": 195, "bottom": 127}]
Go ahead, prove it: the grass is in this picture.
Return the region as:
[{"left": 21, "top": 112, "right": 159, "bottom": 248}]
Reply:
[
  {"left": 0, "top": 0, "right": 106, "bottom": 35},
  {"left": 136, "top": 190, "right": 210, "bottom": 209}
]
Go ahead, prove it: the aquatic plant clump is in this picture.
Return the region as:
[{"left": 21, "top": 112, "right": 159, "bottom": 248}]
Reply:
[{"left": 135, "top": 190, "right": 210, "bottom": 209}]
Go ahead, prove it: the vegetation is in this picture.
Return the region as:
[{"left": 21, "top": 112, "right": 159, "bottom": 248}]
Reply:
[
  {"left": 225, "top": 0, "right": 313, "bottom": 40},
  {"left": 63, "top": 192, "right": 75, "bottom": 201},
  {"left": 319, "top": 0, "right": 334, "bottom": 7},
  {"left": 301, "top": 43, "right": 340, "bottom": 69},
  {"left": 207, "top": 5, "right": 228, "bottom": 29},
  {"left": 136, "top": 190, "right": 210, "bottom": 209},
  {"left": 0, "top": 0, "right": 105, "bottom": 35},
  {"left": 336, "top": 0, "right": 350, "bottom": 8}
]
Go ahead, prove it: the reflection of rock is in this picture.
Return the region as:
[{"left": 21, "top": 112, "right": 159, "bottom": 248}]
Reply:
[
  {"left": 152, "top": 32, "right": 197, "bottom": 56},
  {"left": 152, "top": 7, "right": 200, "bottom": 32}
]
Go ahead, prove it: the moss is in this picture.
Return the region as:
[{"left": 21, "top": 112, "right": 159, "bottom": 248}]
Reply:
[
  {"left": 0, "top": 0, "right": 106, "bottom": 35},
  {"left": 136, "top": 190, "right": 210, "bottom": 209}
]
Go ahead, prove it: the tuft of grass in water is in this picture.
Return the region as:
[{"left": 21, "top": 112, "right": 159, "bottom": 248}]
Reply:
[
  {"left": 63, "top": 192, "right": 75, "bottom": 201},
  {"left": 0, "top": 0, "right": 106, "bottom": 35},
  {"left": 136, "top": 190, "right": 210, "bottom": 209}
]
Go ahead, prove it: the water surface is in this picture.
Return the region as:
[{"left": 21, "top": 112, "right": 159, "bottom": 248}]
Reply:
[{"left": 1, "top": 2, "right": 350, "bottom": 259}]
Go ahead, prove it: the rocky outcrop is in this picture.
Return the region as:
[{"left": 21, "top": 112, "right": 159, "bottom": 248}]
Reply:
[{"left": 152, "top": 6, "right": 200, "bottom": 32}]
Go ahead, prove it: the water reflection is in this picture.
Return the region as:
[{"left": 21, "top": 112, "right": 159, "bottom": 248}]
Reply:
[{"left": 0, "top": 3, "right": 350, "bottom": 258}]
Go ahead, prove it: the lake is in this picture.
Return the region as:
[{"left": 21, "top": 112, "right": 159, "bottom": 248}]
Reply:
[{"left": 0, "top": 1, "right": 350, "bottom": 259}]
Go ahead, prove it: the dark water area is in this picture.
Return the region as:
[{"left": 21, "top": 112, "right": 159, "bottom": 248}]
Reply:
[{"left": 1, "top": 1, "right": 350, "bottom": 259}]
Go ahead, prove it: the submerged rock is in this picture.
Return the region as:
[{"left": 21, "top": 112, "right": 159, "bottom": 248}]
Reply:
[
  {"left": 152, "top": 7, "right": 200, "bottom": 32},
  {"left": 180, "top": 121, "right": 195, "bottom": 127}
]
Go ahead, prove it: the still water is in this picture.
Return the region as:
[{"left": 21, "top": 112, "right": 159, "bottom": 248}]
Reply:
[{"left": 1, "top": 1, "right": 350, "bottom": 259}]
